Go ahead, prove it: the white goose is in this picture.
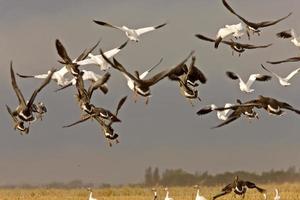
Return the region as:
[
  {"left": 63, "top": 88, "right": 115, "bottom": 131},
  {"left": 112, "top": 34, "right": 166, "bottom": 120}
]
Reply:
[
  {"left": 194, "top": 185, "right": 207, "bottom": 200},
  {"left": 87, "top": 188, "right": 97, "bottom": 200},
  {"left": 76, "top": 41, "right": 128, "bottom": 71},
  {"left": 274, "top": 188, "right": 280, "bottom": 200},
  {"left": 226, "top": 71, "right": 271, "bottom": 93},
  {"left": 164, "top": 187, "right": 174, "bottom": 200},
  {"left": 93, "top": 20, "right": 167, "bottom": 42},
  {"left": 210, "top": 103, "right": 233, "bottom": 120},
  {"left": 215, "top": 23, "right": 245, "bottom": 48},
  {"left": 261, "top": 64, "right": 300, "bottom": 86}
]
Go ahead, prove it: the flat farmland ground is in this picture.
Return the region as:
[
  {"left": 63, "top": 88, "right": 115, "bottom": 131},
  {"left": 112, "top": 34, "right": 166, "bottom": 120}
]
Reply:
[{"left": 0, "top": 183, "right": 299, "bottom": 200}]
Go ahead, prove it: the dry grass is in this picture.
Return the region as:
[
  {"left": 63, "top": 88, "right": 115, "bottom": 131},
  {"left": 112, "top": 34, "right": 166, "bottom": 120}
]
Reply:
[{"left": 0, "top": 183, "right": 299, "bottom": 200}]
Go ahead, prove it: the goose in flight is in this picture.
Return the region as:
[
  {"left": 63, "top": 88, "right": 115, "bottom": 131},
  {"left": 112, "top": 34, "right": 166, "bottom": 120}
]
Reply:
[
  {"left": 6, "top": 105, "right": 29, "bottom": 134},
  {"left": 248, "top": 95, "right": 300, "bottom": 116},
  {"left": 196, "top": 103, "right": 233, "bottom": 121},
  {"left": 93, "top": 20, "right": 167, "bottom": 42},
  {"left": 194, "top": 185, "right": 207, "bottom": 200},
  {"left": 212, "top": 176, "right": 266, "bottom": 200},
  {"left": 222, "top": 0, "right": 292, "bottom": 37},
  {"left": 54, "top": 69, "right": 109, "bottom": 94},
  {"left": 76, "top": 40, "right": 128, "bottom": 71},
  {"left": 198, "top": 100, "right": 259, "bottom": 129},
  {"left": 101, "top": 49, "right": 194, "bottom": 103},
  {"left": 226, "top": 71, "right": 271, "bottom": 93},
  {"left": 17, "top": 40, "right": 100, "bottom": 87},
  {"left": 276, "top": 29, "right": 300, "bottom": 48},
  {"left": 215, "top": 23, "right": 245, "bottom": 48},
  {"left": 261, "top": 64, "right": 300, "bottom": 86},
  {"left": 9, "top": 62, "right": 55, "bottom": 122},
  {"left": 87, "top": 188, "right": 97, "bottom": 200},
  {"left": 164, "top": 188, "right": 174, "bottom": 200},
  {"left": 63, "top": 96, "right": 127, "bottom": 147},
  {"left": 274, "top": 189, "right": 280, "bottom": 200},
  {"left": 195, "top": 34, "right": 272, "bottom": 56},
  {"left": 168, "top": 56, "right": 206, "bottom": 105}
]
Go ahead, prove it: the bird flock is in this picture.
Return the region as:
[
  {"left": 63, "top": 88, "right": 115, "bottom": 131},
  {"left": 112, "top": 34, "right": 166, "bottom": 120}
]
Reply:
[{"left": 6, "top": 0, "right": 300, "bottom": 147}]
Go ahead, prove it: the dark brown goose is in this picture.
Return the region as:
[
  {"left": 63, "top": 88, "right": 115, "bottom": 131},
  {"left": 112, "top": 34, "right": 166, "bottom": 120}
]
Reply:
[
  {"left": 195, "top": 34, "right": 271, "bottom": 56},
  {"left": 63, "top": 96, "right": 127, "bottom": 147},
  {"left": 222, "top": 0, "right": 292, "bottom": 37},
  {"left": 6, "top": 105, "right": 29, "bottom": 134},
  {"left": 9, "top": 62, "right": 55, "bottom": 122},
  {"left": 168, "top": 56, "right": 206, "bottom": 105},
  {"left": 213, "top": 176, "right": 266, "bottom": 200},
  {"left": 101, "top": 49, "right": 194, "bottom": 103}
]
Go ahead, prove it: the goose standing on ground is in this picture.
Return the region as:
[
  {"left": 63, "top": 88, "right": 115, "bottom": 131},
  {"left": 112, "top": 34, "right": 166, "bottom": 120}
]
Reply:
[
  {"left": 93, "top": 20, "right": 167, "bottom": 42},
  {"left": 164, "top": 188, "right": 174, "bottom": 200},
  {"left": 274, "top": 189, "right": 280, "bottom": 200},
  {"left": 6, "top": 105, "right": 29, "bottom": 134},
  {"left": 276, "top": 29, "right": 300, "bottom": 48},
  {"left": 152, "top": 188, "right": 158, "bottom": 200},
  {"left": 212, "top": 176, "right": 266, "bottom": 200},
  {"left": 226, "top": 71, "right": 271, "bottom": 93},
  {"left": 9, "top": 62, "right": 55, "bottom": 122},
  {"left": 261, "top": 64, "right": 300, "bottom": 86},
  {"left": 55, "top": 69, "right": 109, "bottom": 94},
  {"left": 16, "top": 40, "right": 99, "bottom": 87},
  {"left": 222, "top": 0, "right": 292, "bottom": 37},
  {"left": 215, "top": 23, "right": 245, "bottom": 48},
  {"left": 87, "top": 188, "right": 97, "bottom": 200},
  {"left": 101, "top": 49, "right": 194, "bottom": 104},
  {"left": 195, "top": 34, "right": 272, "bottom": 56},
  {"left": 76, "top": 40, "right": 128, "bottom": 71},
  {"left": 194, "top": 185, "right": 207, "bottom": 200}
]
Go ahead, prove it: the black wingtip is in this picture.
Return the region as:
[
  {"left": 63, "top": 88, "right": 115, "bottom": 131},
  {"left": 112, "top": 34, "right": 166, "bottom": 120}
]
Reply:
[
  {"left": 155, "top": 23, "right": 167, "bottom": 29},
  {"left": 93, "top": 20, "right": 107, "bottom": 26},
  {"left": 214, "top": 37, "right": 222, "bottom": 49},
  {"left": 226, "top": 71, "right": 239, "bottom": 80},
  {"left": 119, "top": 40, "right": 129, "bottom": 49}
]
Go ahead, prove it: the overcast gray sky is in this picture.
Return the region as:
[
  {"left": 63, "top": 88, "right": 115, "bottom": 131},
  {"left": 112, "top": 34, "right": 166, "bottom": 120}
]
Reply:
[{"left": 1, "top": 0, "right": 300, "bottom": 185}]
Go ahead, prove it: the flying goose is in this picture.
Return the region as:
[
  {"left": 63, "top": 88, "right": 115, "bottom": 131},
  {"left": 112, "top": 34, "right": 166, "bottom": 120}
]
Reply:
[
  {"left": 222, "top": 0, "right": 292, "bottom": 37},
  {"left": 168, "top": 56, "right": 206, "bottom": 105},
  {"left": 9, "top": 62, "right": 55, "bottom": 122},
  {"left": 215, "top": 23, "right": 245, "bottom": 48},
  {"left": 164, "top": 188, "right": 174, "bottom": 200},
  {"left": 212, "top": 176, "right": 266, "bottom": 200},
  {"left": 17, "top": 40, "right": 100, "bottom": 87},
  {"left": 248, "top": 95, "right": 300, "bottom": 116},
  {"left": 101, "top": 49, "right": 194, "bottom": 103},
  {"left": 274, "top": 189, "right": 280, "bottom": 200},
  {"left": 6, "top": 105, "right": 29, "bottom": 134},
  {"left": 261, "top": 64, "right": 300, "bottom": 86},
  {"left": 195, "top": 34, "right": 272, "bottom": 56},
  {"left": 63, "top": 96, "right": 127, "bottom": 146},
  {"left": 276, "top": 29, "right": 300, "bottom": 48},
  {"left": 87, "top": 188, "right": 97, "bottom": 200},
  {"left": 54, "top": 69, "right": 109, "bottom": 94},
  {"left": 76, "top": 40, "right": 128, "bottom": 70},
  {"left": 93, "top": 20, "right": 167, "bottom": 42},
  {"left": 196, "top": 103, "right": 233, "bottom": 121},
  {"left": 194, "top": 185, "right": 207, "bottom": 200},
  {"left": 267, "top": 56, "right": 300, "bottom": 65},
  {"left": 226, "top": 71, "right": 271, "bottom": 93}
]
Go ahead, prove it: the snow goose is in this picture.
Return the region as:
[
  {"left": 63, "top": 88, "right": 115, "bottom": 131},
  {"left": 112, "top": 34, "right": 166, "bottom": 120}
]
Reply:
[{"left": 93, "top": 20, "right": 167, "bottom": 42}]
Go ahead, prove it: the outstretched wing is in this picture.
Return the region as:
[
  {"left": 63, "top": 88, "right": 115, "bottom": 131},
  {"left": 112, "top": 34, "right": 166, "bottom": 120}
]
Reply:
[
  {"left": 63, "top": 115, "right": 92, "bottom": 128},
  {"left": 87, "top": 72, "right": 111, "bottom": 99},
  {"left": 135, "top": 23, "right": 167, "bottom": 36},
  {"left": 10, "top": 61, "right": 26, "bottom": 107},
  {"left": 267, "top": 57, "right": 300, "bottom": 65},
  {"left": 115, "top": 96, "right": 128, "bottom": 116}
]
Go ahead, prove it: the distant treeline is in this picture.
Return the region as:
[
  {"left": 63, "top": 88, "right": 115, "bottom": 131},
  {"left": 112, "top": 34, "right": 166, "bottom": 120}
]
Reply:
[{"left": 144, "top": 166, "right": 300, "bottom": 186}]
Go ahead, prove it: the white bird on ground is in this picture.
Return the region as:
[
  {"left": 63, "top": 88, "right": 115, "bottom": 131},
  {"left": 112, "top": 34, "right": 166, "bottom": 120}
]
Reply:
[
  {"left": 215, "top": 23, "right": 245, "bottom": 48},
  {"left": 152, "top": 188, "right": 158, "bottom": 200},
  {"left": 274, "top": 188, "right": 280, "bottom": 200},
  {"left": 226, "top": 71, "right": 272, "bottom": 93},
  {"left": 87, "top": 188, "right": 97, "bottom": 200},
  {"left": 76, "top": 41, "right": 128, "bottom": 71},
  {"left": 164, "top": 187, "right": 174, "bottom": 200},
  {"left": 261, "top": 64, "right": 300, "bottom": 86},
  {"left": 93, "top": 20, "right": 167, "bottom": 42},
  {"left": 194, "top": 185, "right": 207, "bottom": 200}
]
